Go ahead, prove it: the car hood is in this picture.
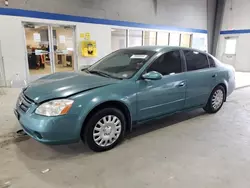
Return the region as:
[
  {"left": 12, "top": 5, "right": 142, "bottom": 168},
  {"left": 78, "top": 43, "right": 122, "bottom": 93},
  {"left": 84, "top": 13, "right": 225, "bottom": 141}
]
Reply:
[{"left": 23, "top": 72, "right": 119, "bottom": 103}]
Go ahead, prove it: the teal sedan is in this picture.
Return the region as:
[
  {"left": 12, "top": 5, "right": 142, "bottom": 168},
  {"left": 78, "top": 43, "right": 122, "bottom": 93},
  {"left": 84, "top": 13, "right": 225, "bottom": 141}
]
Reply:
[{"left": 14, "top": 46, "right": 235, "bottom": 152}]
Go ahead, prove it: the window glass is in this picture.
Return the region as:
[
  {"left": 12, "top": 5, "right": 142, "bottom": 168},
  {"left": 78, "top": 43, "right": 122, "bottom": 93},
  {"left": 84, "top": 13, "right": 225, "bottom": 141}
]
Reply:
[
  {"left": 169, "top": 33, "right": 180, "bottom": 46},
  {"left": 111, "top": 29, "right": 126, "bottom": 51},
  {"left": 143, "top": 31, "right": 156, "bottom": 46},
  {"left": 128, "top": 30, "right": 142, "bottom": 47},
  {"left": 157, "top": 32, "right": 169, "bottom": 45},
  {"left": 192, "top": 34, "right": 207, "bottom": 52},
  {"left": 180, "top": 33, "right": 191, "bottom": 47},
  {"left": 183, "top": 50, "right": 209, "bottom": 71},
  {"left": 208, "top": 55, "right": 216, "bottom": 67},
  {"left": 225, "top": 38, "right": 237, "bottom": 55},
  {"left": 88, "top": 49, "right": 155, "bottom": 79},
  {"left": 147, "top": 51, "right": 182, "bottom": 75}
]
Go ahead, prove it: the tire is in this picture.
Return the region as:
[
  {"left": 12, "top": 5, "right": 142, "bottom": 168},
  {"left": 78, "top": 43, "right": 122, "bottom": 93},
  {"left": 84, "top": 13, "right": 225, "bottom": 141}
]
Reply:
[
  {"left": 203, "top": 85, "right": 225, "bottom": 114},
  {"left": 83, "top": 108, "right": 126, "bottom": 152}
]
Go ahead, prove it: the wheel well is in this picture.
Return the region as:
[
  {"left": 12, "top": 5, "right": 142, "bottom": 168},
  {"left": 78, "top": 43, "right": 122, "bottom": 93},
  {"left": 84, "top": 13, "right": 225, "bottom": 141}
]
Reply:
[
  {"left": 81, "top": 101, "right": 132, "bottom": 136},
  {"left": 217, "top": 83, "right": 227, "bottom": 101}
]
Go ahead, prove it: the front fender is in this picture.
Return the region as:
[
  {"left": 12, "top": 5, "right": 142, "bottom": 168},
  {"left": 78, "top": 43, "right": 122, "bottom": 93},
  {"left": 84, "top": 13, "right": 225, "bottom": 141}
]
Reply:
[{"left": 70, "top": 86, "right": 136, "bottom": 136}]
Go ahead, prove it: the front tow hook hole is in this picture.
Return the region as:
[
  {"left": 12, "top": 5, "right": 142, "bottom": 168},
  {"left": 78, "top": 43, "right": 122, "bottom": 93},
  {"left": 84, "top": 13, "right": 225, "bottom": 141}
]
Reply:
[{"left": 16, "top": 129, "right": 27, "bottom": 136}]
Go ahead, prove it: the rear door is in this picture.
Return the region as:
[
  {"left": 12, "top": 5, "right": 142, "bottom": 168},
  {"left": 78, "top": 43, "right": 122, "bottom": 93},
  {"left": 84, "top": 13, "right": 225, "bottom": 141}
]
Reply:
[{"left": 182, "top": 50, "right": 215, "bottom": 109}]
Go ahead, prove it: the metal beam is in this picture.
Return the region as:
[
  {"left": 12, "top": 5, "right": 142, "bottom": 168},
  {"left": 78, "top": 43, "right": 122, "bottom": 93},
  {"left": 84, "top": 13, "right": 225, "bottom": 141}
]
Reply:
[
  {"left": 212, "top": 0, "right": 226, "bottom": 56},
  {"left": 153, "top": 0, "right": 157, "bottom": 15},
  {"left": 207, "top": 0, "right": 216, "bottom": 54},
  {"left": 207, "top": 0, "right": 226, "bottom": 56}
]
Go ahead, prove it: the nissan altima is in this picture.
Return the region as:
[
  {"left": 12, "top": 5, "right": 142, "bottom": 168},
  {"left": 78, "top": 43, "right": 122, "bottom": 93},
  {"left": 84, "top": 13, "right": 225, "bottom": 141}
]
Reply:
[{"left": 14, "top": 46, "right": 235, "bottom": 152}]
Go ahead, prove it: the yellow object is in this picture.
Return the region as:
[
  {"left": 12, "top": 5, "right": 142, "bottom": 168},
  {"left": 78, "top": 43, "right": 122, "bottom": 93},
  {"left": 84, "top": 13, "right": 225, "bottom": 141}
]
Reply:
[
  {"left": 85, "top": 32, "right": 91, "bottom": 40},
  {"left": 80, "top": 33, "right": 85, "bottom": 38},
  {"left": 81, "top": 40, "right": 97, "bottom": 57}
]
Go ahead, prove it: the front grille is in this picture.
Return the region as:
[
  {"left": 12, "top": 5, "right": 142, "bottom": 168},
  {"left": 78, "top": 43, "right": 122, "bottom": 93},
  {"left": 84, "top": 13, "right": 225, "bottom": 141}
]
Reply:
[{"left": 19, "top": 93, "right": 33, "bottom": 112}]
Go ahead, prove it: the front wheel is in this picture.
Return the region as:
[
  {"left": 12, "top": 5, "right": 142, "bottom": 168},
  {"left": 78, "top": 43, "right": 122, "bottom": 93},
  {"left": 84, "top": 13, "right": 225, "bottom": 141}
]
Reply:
[
  {"left": 203, "top": 85, "right": 225, "bottom": 113},
  {"left": 83, "top": 108, "right": 126, "bottom": 152}
]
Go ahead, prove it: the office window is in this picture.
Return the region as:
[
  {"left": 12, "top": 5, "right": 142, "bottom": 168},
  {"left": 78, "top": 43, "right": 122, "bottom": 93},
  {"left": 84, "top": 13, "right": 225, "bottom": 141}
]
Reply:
[
  {"left": 180, "top": 34, "right": 191, "bottom": 47},
  {"left": 111, "top": 29, "right": 126, "bottom": 51},
  {"left": 157, "top": 32, "right": 169, "bottom": 45},
  {"left": 183, "top": 50, "right": 209, "bottom": 71},
  {"left": 128, "top": 30, "right": 142, "bottom": 47},
  {"left": 169, "top": 33, "right": 180, "bottom": 46},
  {"left": 143, "top": 31, "right": 156, "bottom": 46},
  {"left": 147, "top": 50, "right": 182, "bottom": 75},
  {"left": 192, "top": 34, "right": 207, "bottom": 51}
]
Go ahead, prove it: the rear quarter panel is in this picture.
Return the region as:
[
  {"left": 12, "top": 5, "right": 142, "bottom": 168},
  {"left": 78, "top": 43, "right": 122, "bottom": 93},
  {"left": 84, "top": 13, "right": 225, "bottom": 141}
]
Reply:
[{"left": 212, "top": 65, "right": 235, "bottom": 97}]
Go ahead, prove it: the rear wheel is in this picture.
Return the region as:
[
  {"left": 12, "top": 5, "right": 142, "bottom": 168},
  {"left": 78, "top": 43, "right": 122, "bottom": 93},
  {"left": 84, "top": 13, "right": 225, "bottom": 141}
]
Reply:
[
  {"left": 83, "top": 108, "right": 126, "bottom": 152},
  {"left": 203, "top": 85, "right": 225, "bottom": 113}
]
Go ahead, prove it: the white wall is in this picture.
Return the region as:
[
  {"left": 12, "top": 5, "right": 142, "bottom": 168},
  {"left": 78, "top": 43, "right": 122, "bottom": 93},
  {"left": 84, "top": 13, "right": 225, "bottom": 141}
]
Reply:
[
  {"left": 221, "top": 0, "right": 250, "bottom": 30},
  {"left": 0, "top": 15, "right": 111, "bottom": 84},
  {"left": 0, "top": 13, "right": 208, "bottom": 85},
  {"left": 0, "top": 16, "right": 26, "bottom": 85},
  {"left": 217, "top": 0, "right": 250, "bottom": 72}
]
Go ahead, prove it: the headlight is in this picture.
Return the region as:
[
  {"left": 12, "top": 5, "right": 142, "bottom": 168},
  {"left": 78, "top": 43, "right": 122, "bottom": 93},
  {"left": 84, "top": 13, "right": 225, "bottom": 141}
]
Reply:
[{"left": 35, "top": 99, "right": 74, "bottom": 116}]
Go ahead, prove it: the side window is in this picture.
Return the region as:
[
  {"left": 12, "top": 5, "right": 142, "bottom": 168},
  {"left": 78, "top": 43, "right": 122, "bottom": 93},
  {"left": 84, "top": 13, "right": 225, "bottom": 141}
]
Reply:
[
  {"left": 208, "top": 55, "right": 216, "bottom": 67},
  {"left": 183, "top": 50, "right": 209, "bottom": 71},
  {"left": 147, "top": 51, "right": 182, "bottom": 75}
]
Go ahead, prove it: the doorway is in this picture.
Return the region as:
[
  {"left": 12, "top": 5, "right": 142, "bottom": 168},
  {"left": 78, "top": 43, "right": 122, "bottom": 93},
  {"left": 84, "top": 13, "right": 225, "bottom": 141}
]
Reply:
[{"left": 23, "top": 23, "right": 76, "bottom": 82}]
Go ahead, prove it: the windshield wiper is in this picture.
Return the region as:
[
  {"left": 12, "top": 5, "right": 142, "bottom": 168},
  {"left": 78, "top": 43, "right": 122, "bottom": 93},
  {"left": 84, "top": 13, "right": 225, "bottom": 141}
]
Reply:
[
  {"left": 89, "top": 70, "right": 123, "bottom": 80},
  {"left": 82, "top": 68, "right": 90, "bottom": 73},
  {"left": 89, "top": 70, "right": 110, "bottom": 77}
]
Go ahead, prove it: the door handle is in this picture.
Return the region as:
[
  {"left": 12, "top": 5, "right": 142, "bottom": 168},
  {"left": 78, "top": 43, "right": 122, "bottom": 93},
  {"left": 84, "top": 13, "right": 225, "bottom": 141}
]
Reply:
[
  {"left": 212, "top": 74, "right": 217, "bottom": 78},
  {"left": 177, "top": 82, "right": 186, "bottom": 87}
]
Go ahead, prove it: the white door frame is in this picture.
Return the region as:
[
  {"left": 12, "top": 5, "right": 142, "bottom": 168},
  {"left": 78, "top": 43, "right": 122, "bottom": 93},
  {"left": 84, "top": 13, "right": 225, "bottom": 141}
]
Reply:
[
  {"left": 22, "top": 22, "right": 78, "bottom": 82},
  {"left": 221, "top": 36, "right": 238, "bottom": 69},
  {"left": 49, "top": 25, "right": 77, "bottom": 73}
]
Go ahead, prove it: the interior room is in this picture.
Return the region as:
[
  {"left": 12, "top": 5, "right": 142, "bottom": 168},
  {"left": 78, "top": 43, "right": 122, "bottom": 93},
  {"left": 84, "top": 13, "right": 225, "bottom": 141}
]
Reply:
[{"left": 24, "top": 24, "right": 75, "bottom": 77}]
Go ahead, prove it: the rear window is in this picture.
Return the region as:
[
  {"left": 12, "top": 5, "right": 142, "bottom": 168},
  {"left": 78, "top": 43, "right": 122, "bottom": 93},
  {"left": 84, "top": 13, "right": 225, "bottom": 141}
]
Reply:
[{"left": 183, "top": 50, "right": 209, "bottom": 71}]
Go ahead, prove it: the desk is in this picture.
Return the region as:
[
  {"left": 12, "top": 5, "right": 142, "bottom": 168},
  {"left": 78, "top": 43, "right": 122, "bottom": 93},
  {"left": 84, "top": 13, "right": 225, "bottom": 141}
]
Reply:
[{"left": 55, "top": 53, "right": 74, "bottom": 68}]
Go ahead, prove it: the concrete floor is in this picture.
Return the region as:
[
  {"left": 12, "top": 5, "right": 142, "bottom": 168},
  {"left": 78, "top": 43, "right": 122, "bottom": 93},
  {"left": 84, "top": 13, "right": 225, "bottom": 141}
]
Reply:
[{"left": 1, "top": 87, "right": 250, "bottom": 188}]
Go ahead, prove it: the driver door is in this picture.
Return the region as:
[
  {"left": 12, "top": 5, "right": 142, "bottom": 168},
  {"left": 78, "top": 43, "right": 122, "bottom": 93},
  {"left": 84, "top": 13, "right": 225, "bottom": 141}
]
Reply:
[{"left": 136, "top": 50, "right": 186, "bottom": 121}]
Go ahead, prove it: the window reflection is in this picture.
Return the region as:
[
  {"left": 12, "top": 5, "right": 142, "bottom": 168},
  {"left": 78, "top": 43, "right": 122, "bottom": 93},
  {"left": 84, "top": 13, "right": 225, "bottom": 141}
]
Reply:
[
  {"left": 157, "top": 32, "right": 169, "bottom": 45},
  {"left": 143, "top": 31, "right": 156, "bottom": 46},
  {"left": 111, "top": 29, "right": 126, "bottom": 51},
  {"left": 128, "top": 30, "right": 142, "bottom": 47}
]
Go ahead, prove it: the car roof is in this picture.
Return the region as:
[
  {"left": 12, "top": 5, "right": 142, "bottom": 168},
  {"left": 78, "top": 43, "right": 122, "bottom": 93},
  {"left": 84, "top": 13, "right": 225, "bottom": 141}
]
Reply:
[{"left": 125, "top": 46, "right": 208, "bottom": 54}]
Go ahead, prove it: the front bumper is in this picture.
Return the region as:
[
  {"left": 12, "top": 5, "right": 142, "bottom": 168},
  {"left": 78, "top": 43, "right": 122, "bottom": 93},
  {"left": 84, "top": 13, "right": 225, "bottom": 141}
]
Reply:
[{"left": 14, "top": 101, "right": 81, "bottom": 145}]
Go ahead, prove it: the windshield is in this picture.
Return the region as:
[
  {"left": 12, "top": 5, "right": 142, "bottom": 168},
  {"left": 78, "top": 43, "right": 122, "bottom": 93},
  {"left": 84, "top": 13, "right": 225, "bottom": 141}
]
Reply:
[{"left": 87, "top": 49, "right": 156, "bottom": 79}]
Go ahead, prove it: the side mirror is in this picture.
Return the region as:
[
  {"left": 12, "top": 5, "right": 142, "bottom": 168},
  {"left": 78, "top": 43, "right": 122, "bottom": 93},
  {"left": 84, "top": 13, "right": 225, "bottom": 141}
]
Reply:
[{"left": 142, "top": 71, "right": 163, "bottom": 80}]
